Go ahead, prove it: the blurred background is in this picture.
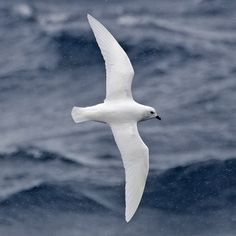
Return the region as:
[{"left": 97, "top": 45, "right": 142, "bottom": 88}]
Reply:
[{"left": 0, "top": 0, "right": 236, "bottom": 235}]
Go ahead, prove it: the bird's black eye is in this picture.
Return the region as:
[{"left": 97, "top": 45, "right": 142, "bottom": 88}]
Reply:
[{"left": 150, "top": 111, "right": 155, "bottom": 114}]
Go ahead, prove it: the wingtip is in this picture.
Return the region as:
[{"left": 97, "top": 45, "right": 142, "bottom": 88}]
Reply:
[
  {"left": 125, "top": 211, "right": 133, "bottom": 223},
  {"left": 87, "top": 13, "right": 94, "bottom": 22}
]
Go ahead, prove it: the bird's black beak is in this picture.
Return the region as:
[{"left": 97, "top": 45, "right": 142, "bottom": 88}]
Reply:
[{"left": 156, "top": 115, "right": 161, "bottom": 120}]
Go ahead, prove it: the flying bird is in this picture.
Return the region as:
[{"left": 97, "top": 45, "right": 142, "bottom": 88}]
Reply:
[{"left": 71, "top": 14, "right": 161, "bottom": 222}]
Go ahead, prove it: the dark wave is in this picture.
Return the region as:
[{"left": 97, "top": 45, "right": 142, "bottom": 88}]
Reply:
[
  {"left": 0, "top": 147, "right": 80, "bottom": 166},
  {"left": 51, "top": 30, "right": 207, "bottom": 70},
  {"left": 52, "top": 31, "right": 104, "bottom": 67},
  {"left": 0, "top": 181, "right": 110, "bottom": 214},
  {"left": 1, "top": 158, "right": 235, "bottom": 216},
  {"left": 144, "top": 158, "right": 236, "bottom": 213}
]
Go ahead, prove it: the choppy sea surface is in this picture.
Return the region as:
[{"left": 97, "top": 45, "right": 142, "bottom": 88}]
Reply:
[{"left": 0, "top": 0, "right": 236, "bottom": 235}]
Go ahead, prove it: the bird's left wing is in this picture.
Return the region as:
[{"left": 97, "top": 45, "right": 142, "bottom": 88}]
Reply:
[
  {"left": 87, "top": 14, "right": 134, "bottom": 101},
  {"left": 110, "top": 122, "right": 149, "bottom": 222}
]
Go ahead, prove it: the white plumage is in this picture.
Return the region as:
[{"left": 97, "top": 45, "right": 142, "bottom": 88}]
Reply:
[{"left": 71, "top": 14, "right": 161, "bottom": 222}]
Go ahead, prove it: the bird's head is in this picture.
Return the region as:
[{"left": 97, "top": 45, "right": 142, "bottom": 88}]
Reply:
[{"left": 141, "top": 106, "right": 161, "bottom": 121}]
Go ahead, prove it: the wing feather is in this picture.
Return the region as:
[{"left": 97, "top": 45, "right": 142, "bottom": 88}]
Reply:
[
  {"left": 110, "top": 122, "right": 149, "bottom": 222},
  {"left": 87, "top": 14, "right": 134, "bottom": 101}
]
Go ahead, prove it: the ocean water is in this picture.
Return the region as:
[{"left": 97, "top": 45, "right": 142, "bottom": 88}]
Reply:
[{"left": 0, "top": 0, "right": 236, "bottom": 235}]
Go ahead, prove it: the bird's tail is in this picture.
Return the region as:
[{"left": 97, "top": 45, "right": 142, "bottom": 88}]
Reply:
[{"left": 71, "top": 106, "right": 89, "bottom": 123}]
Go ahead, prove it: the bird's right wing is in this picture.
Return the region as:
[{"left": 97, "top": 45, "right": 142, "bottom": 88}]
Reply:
[
  {"left": 87, "top": 14, "right": 134, "bottom": 101},
  {"left": 110, "top": 122, "right": 149, "bottom": 222}
]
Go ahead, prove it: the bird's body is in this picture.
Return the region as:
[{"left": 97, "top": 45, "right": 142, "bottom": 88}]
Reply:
[
  {"left": 71, "top": 14, "right": 161, "bottom": 222},
  {"left": 72, "top": 101, "right": 154, "bottom": 124}
]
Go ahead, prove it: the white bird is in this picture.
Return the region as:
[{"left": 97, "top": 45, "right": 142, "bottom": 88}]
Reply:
[{"left": 71, "top": 14, "right": 161, "bottom": 222}]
